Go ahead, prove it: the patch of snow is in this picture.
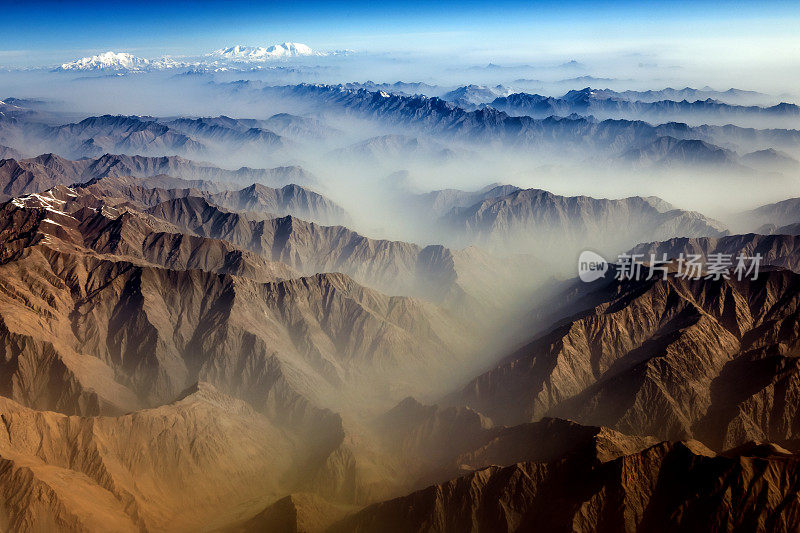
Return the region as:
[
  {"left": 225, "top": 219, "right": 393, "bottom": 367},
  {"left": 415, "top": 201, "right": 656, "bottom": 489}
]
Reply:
[{"left": 45, "top": 207, "right": 76, "bottom": 219}]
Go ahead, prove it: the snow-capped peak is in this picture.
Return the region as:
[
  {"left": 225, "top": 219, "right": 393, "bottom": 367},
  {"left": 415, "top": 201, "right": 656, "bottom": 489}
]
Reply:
[
  {"left": 209, "top": 43, "right": 315, "bottom": 61},
  {"left": 54, "top": 43, "right": 338, "bottom": 73},
  {"left": 59, "top": 51, "right": 151, "bottom": 71}
]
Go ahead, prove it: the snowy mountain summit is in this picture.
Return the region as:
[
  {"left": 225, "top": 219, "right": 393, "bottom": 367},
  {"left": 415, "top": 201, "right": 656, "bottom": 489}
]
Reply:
[
  {"left": 56, "top": 43, "right": 321, "bottom": 73},
  {"left": 209, "top": 43, "right": 315, "bottom": 61},
  {"left": 59, "top": 51, "right": 151, "bottom": 71}
]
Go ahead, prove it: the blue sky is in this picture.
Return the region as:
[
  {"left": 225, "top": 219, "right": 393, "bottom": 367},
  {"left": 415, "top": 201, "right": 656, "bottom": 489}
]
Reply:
[{"left": 2, "top": 0, "right": 799, "bottom": 66}]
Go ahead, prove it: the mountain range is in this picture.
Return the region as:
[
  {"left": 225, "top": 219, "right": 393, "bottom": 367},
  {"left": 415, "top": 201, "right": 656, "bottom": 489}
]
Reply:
[
  {"left": 3, "top": 93, "right": 799, "bottom": 182},
  {"left": 2, "top": 170, "right": 800, "bottom": 530},
  {"left": 3, "top": 71, "right": 800, "bottom": 532},
  {"left": 454, "top": 263, "right": 800, "bottom": 449},
  {"left": 489, "top": 87, "right": 799, "bottom": 123},
  {"left": 440, "top": 187, "right": 727, "bottom": 260},
  {"left": 250, "top": 83, "right": 800, "bottom": 160},
  {"left": 0, "top": 152, "right": 321, "bottom": 199}
]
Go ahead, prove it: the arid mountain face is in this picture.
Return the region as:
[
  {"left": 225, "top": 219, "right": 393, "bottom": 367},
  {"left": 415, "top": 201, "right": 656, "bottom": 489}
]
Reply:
[
  {"left": 1, "top": 85, "right": 800, "bottom": 532},
  {"left": 0, "top": 183, "right": 488, "bottom": 526},
  {"left": 455, "top": 267, "right": 800, "bottom": 451},
  {"left": 0, "top": 384, "right": 297, "bottom": 532},
  {"left": 0, "top": 187, "right": 481, "bottom": 417},
  {"left": 415, "top": 183, "right": 522, "bottom": 217}
]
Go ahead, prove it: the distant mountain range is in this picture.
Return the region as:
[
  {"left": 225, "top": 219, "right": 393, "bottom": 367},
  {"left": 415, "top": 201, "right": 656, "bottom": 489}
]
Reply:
[
  {"left": 4, "top": 87, "right": 798, "bottom": 173},
  {"left": 0, "top": 112, "right": 329, "bottom": 162},
  {"left": 208, "top": 43, "right": 314, "bottom": 61},
  {"left": 737, "top": 196, "right": 800, "bottom": 231},
  {"left": 59, "top": 51, "right": 152, "bottom": 71},
  {"left": 55, "top": 43, "right": 330, "bottom": 72},
  {"left": 332, "top": 83, "right": 774, "bottom": 108},
  {"left": 596, "top": 86, "right": 769, "bottom": 105},
  {"left": 250, "top": 84, "right": 800, "bottom": 156},
  {"left": 489, "top": 87, "right": 798, "bottom": 121},
  {"left": 341, "top": 81, "right": 440, "bottom": 96},
  {"left": 440, "top": 84, "right": 511, "bottom": 108}
]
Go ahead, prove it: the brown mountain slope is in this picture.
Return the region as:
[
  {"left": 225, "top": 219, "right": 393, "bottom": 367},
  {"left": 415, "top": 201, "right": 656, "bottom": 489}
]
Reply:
[
  {"left": 84, "top": 153, "right": 319, "bottom": 187},
  {"left": 0, "top": 243, "right": 471, "bottom": 416},
  {"left": 0, "top": 154, "right": 88, "bottom": 199},
  {"left": 211, "top": 183, "right": 350, "bottom": 225},
  {"left": 0, "top": 192, "right": 472, "bottom": 413},
  {"left": 0, "top": 383, "right": 297, "bottom": 532},
  {"left": 235, "top": 416, "right": 658, "bottom": 532},
  {"left": 0, "top": 186, "right": 557, "bottom": 513},
  {"left": 0, "top": 186, "right": 299, "bottom": 281},
  {"left": 0, "top": 187, "right": 477, "bottom": 417},
  {"left": 4, "top": 186, "right": 533, "bottom": 324},
  {"left": 328, "top": 440, "right": 800, "bottom": 533},
  {"left": 455, "top": 268, "right": 800, "bottom": 449},
  {"left": 0, "top": 199, "right": 481, "bottom": 509}
]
